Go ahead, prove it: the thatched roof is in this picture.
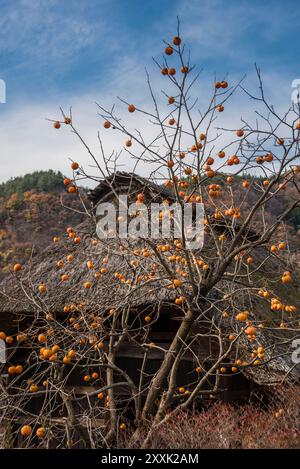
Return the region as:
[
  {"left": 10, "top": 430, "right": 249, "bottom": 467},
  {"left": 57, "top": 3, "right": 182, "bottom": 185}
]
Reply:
[
  {"left": 88, "top": 171, "right": 175, "bottom": 206},
  {"left": 0, "top": 223, "right": 177, "bottom": 316},
  {"left": 0, "top": 171, "right": 299, "bottom": 386}
]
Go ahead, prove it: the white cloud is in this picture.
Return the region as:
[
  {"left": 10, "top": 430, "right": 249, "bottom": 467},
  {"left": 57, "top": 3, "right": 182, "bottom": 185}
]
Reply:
[{"left": 0, "top": 65, "right": 295, "bottom": 187}]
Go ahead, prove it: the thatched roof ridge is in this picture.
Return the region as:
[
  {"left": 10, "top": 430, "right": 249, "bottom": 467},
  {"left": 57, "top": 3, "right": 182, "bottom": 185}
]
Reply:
[
  {"left": 87, "top": 171, "right": 261, "bottom": 244},
  {"left": 87, "top": 171, "right": 175, "bottom": 206}
]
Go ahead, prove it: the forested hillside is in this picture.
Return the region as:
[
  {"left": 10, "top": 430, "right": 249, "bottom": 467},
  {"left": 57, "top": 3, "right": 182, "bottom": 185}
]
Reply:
[{"left": 0, "top": 171, "right": 86, "bottom": 278}]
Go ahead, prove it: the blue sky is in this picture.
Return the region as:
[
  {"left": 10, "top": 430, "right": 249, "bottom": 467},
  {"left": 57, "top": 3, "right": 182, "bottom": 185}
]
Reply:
[{"left": 0, "top": 0, "right": 300, "bottom": 183}]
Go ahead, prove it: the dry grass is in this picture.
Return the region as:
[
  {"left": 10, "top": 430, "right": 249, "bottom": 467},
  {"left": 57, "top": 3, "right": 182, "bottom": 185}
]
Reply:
[{"left": 123, "top": 386, "right": 300, "bottom": 449}]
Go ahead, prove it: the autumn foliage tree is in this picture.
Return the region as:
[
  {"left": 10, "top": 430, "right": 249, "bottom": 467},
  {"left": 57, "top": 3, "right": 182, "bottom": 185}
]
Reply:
[{"left": 1, "top": 22, "right": 300, "bottom": 449}]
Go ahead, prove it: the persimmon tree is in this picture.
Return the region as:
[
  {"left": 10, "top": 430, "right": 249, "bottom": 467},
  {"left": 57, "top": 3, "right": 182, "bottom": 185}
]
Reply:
[{"left": 1, "top": 21, "right": 300, "bottom": 449}]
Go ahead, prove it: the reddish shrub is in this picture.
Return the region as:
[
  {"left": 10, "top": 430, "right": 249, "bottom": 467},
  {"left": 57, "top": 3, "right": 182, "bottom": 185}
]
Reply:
[{"left": 124, "top": 386, "right": 300, "bottom": 449}]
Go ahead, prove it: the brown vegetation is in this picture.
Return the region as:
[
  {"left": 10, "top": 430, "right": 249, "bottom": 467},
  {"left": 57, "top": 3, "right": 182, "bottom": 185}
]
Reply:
[{"left": 0, "top": 21, "right": 300, "bottom": 449}]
